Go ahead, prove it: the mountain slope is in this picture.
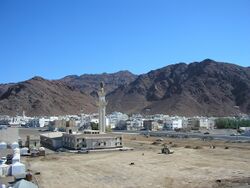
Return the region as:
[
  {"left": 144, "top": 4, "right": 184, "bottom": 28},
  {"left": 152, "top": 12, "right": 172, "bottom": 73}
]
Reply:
[
  {"left": 59, "top": 71, "right": 137, "bottom": 97},
  {"left": 0, "top": 71, "right": 137, "bottom": 116},
  {"left": 0, "top": 77, "right": 97, "bottom": 116},
  {"left": 0, "top": 60, "right": 249, "bottom": 116},
  {"left": 107, "top": 59, "right": 250, "bottom": 116}
]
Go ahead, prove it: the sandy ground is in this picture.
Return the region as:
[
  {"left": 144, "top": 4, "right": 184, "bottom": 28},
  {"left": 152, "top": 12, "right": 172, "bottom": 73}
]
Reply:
[{"left": 22, "top": 134, "right": 250, "bottom": 188}]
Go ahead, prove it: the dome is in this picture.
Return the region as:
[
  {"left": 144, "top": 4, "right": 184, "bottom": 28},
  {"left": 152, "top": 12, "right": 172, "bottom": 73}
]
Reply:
[
  {"left": 38, "top": 147, "right": 45, "bottom": 151},
  {"left": 0, "top": 141, "right": 7, "bottom": 149},
  {"left": 11, "top": 142, "right": 19, "bottom": 149},
  {"left": 20, "top": 147, "right": 29, "bottom": 156}
]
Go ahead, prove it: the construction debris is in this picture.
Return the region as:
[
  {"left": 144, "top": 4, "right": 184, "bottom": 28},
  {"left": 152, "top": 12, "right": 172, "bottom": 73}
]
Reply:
[{"left": 161, "top": 146, "right": 174, "bottom": 154}]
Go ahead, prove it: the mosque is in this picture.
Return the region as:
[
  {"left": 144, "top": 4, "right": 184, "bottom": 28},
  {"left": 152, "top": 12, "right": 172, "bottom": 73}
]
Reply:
[{"left": 61, "top": 82, "right": 123, "bottom": 150}]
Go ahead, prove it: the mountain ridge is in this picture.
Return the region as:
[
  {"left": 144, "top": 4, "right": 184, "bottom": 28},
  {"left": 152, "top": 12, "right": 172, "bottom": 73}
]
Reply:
[
  {"left": 107, "top": 59, "right": 250, "bottom": 116},
  {"left": 0, "top": 60, "right": 250, "bottom": 116}
]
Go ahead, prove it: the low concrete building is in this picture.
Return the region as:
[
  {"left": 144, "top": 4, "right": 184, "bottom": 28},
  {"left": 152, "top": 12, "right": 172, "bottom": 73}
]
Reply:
[
  {"left": 48, "top": 120, "right": 76, "bottom": 131},
  {"left": 187, "top": 118, "right": 200, "bottom": 130},
  {"left": 164, "top": 119, "right": 183, "bottom": 130},
  {"left": 143, "top": 120, "right": 159, "bottom": 131},
  {"left": 24, "top": 136, "right": 40, "bottom": 148},
  {"left": 62, "top": 128, "right": 123, "bottom": 150},
  {"left": 199, "top": 118, "right": 215, "bottom": 130},
  {"left": 40, "top": 132, "right": 63, "bottom": 150}
]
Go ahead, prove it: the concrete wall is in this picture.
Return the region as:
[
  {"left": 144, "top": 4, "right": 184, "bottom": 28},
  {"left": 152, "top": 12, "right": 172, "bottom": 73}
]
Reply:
[{"left": 62, "top": 133, "right": 123, "bottom": 150}]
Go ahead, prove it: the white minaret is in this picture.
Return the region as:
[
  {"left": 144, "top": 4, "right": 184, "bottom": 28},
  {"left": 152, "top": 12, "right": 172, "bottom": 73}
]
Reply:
[{"left": 98, "top": 82, "right": 107, "bottom": 133}]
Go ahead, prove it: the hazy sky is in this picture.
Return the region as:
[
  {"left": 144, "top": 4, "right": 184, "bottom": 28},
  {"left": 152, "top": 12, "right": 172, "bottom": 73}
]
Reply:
[{"left": 0, "top": 0, "right": 249, "bottom": 83}]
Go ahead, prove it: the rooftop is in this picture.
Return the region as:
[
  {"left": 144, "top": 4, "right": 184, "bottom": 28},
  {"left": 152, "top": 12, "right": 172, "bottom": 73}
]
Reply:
[
  {"left": 40, "top": 132, "right": 63, "bottom": 138},
  {"left": 62, "top": 132, "right": 122, "bottom": 138}
]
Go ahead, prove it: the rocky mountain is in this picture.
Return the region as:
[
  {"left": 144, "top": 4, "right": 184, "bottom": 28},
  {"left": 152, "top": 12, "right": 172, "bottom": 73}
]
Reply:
[
  {"left": 0, "top": 83, "right": 13, "bottom": 97},
  {"left": 0, "top": 77, "right": 97, "bottom": 116},
  {"left": 107, "top": 59, "right": 250, "bottom": 116},
  {"left": 59, "top": 71, "right": 137, "bottom": 97},
  {"left": 0, "top": 60, "right": 249, "bottom": 116},
  {"left": 0, "top": 71, "right": 137, "bottom": 116}
]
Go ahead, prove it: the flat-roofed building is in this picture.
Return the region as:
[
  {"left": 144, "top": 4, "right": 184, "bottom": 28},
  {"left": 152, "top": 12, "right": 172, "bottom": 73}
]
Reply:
[
  {"left": 40, "top": 132, "right": 63, "bottom": 150},
  {"left": 62, "top": 131, "right": 122, "bottom": 150}
]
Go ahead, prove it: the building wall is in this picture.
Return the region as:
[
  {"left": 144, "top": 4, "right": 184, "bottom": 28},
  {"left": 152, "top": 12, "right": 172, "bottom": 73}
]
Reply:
[
  {"left": 62, "top": 133, "right": 123, "bottom": 150},
  {"left": 199, "top": 118, "right": 215, "bottom": 129},
  {"left": 187, "top": 118, "right": 200, "bottom": 130},
  {"left": 84, "top": 137, "right": 122, "bottom": 150},
  {"left": 143, "top": 120, "right": 153, "bottom": 130},
  {"left": 40, "top": 135, "right": 62, "bottom": 150}
]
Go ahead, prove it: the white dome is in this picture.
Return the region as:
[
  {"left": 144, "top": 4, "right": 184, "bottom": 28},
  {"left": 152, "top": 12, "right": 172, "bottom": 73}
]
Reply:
[
  {"left": 0, "top": 142, "right": 7, "bottom": 149},
  {"left": 11, "top": 142, "right": 19, "bottom": 149},
  {"left": 20, "top": 147, "right": 29, "bottom": 151},
  {"left": 20, "top": 148, "right": 29, "bottom": 155},
  {"left": 39, "top": 147, "right": 45, "bottom": 151}
]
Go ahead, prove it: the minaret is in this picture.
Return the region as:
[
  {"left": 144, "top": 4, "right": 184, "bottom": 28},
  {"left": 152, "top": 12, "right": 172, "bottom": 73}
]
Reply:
[{"left": 98, "top": 82, "right": 107, "bottom": 133}]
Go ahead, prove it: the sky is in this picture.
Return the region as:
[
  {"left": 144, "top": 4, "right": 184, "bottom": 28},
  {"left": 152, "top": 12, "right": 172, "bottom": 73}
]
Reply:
[{"left": 0, "top": 0, "right": 249, "bottom": 83}]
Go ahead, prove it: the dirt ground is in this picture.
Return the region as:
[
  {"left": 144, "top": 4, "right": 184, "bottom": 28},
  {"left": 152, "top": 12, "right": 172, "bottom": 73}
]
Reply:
[{"left": 24, "top": 134, "right": 250, "bottom": 188}]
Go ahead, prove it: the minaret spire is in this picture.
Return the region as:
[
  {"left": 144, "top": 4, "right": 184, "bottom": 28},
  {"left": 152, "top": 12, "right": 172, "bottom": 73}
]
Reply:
[{"left": 98, "top": 82, "right": 107, "bottom": 133}]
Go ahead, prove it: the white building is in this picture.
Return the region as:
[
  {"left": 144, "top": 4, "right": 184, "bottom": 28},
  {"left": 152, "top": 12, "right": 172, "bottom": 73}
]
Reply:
[
  {"left": 107, "top": 112, "right": 129, "bottom": 129},
  {"left": 0, "top": 163, "right": 10, "bottom": 177},
  {"left": 126, "top": 119, "right": 143, "bottom": 130},
  {"left": 39, "top": 118, "right": 51, "bottom": 127},
  {"left": 11, "top": 162, "right": 25, "bottom": 176},
  {"left": 164, "top": 119, "right": 183, "bottom": 130},
  {"left": 199, "top": 118, "right": 215, "bottom": 129},
  {"left": 0, "top": 142, "right": 7, "bottom": 150}
]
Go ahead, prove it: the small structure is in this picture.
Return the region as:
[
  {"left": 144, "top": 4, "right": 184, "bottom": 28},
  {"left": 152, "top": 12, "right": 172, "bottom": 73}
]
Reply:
[
  {"left": 161, "top": 146, "right": 173, "bottom": 154},
  {"left": 38, "top": 147, "right": 45, "bottom": 156},
  {"left": 14, "top": 148, "right": 20, "bottom": 155},
  {"left": 30, "top": 148, "right": 39, "bottom": 157},
  {"left": 11, "top": 162, "right": 25, "bottom": 176},
  {"left": 12, "top": 154, "right": 20, "bottom": 164},
  {"left": 0, "top": 142, "right": 7, "bottom": 150},
  {"left": 40, "top": 132, "right": 63, "bottom": 150},
  {"left": 25, "top": 136, "right": 40, "bottom": 148},
  {"left": 20, "top": 148, "right": 29, "bottom": 156},
  {"left": 11, "top": 142, "right": 19, "bottom": 150},
  {"left": 0, "top": 163, "right": 10, "bottom": 177},
  {"left": 12, "top": 179, "right": 38, "bottom": 188}
]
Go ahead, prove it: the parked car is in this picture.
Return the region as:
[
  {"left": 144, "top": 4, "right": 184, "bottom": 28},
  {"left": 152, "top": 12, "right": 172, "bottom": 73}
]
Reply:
[{"left": 78, "top": 148, "right": 89, "bottom": 154}]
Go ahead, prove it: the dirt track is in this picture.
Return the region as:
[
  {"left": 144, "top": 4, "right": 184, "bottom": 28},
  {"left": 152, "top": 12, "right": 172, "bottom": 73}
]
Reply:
[{"left": 24, "top": 135, "right": 250, "bottom": 188}]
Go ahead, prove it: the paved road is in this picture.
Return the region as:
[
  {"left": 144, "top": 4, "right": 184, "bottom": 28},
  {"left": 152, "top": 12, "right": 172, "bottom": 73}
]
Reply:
[{"left": 113, "top": 130, "right": 250, "bottom": 141}]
